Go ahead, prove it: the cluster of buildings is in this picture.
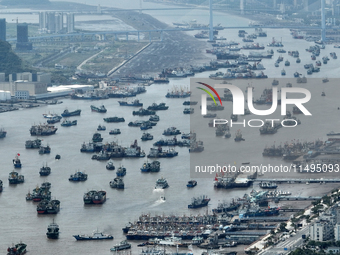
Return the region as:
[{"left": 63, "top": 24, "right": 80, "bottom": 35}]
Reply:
[
  {"left": 0, "top": 72, "right": 94, "bottom": 100},
  {"left": 0, "top": 72, "right": 51, "bottom": 99},
  {"left": 39, "top": 12, "right": 75, "bottom": 34},
  {"left": 0, "top": 19, "right": 32, "bottom": 50},
  {"left": 309, "top": 203, "right": 340, "bottom": 242}
]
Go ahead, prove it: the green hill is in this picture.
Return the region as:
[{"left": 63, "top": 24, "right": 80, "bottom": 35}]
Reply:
[
  {"left": 0, "top": 40, "right": 24, "bottom": 74},
  {"left": 1, "top": 0, "right": 50, "bottom": 5}
]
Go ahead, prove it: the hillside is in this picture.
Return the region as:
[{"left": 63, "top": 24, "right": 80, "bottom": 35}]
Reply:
[
  {"left": 0, "top": 41, "right": 24, "bottom": 74},
  {"left": 1, "top": 0, "right": 50, "bottom": 5}
]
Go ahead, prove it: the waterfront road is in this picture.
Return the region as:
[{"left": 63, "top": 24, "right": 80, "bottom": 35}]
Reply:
[{"left": 257, "top": 226, "right": 309, "bottom": 255}]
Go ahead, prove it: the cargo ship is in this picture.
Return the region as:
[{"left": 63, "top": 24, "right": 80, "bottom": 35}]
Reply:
[{"left": 61, "top": 109, "right": 81, "bottom": 117}]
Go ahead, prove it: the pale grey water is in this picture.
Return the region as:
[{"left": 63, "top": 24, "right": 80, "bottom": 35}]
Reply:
[{"left": 1, "top": 1, "right": 340, "bottom": 255}]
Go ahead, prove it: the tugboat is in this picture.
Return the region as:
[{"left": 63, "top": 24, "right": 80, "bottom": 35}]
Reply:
[
  {"left": 109, "top": 177, "right": 125, "bottom": 189},
  {"left": 106, "top": 161, "right": 115, "bottom": 170},
  {"left": 110, "top": 240, "right": 131, "bottom": 251},
  {"left": 13, "top": 154, "right": 22, "bottom": 168},
  {"left": 109, "top": 129, "right": 121, "bottom": 135},
  {"left": 118, "top": 99, "right": 143, "bottom": 107},
  {"left": 141, "top": 132, "right": 153, "bottom": 141},
  {"left": 69, "top": 171, "right": 87, "bottom": 181},
  {"left": 188, "top": 195, "right": 210, "bottom": 208},
  {"left": 73, "top": 230, "right": 113, "bottom": 240},
  {"left": 8, "top": 171, "right": 24, "bottom": 184},
  {"left": 83, "top": 190, "right": 106, "bottom": 204},
  {"left": 46, "top": 220, "right": 59, "bottom": 239},
  {"left": 90, "top": 105, "right": 107, "bottom": 113},
  {"left": 7, "top": 243, "right": 27, "bottom": 255},
  {"left": 116, "top": 166, "right": 127, "bottom": 177},
  {"left": 39, "top": 164, "right": 51, "bottom": 176},
  {"left": 103, "top": 117, "right": 125, "bottom": 123},
  {"left": 155, "top": 177, "right": 169, "bottom": 189},
  {"left": 187, "top": 180, "right": 197, "bottom": 188},
  {"left": 259, "top": 181, "right": 278, "bottom": 189},
  {"left": 61, "top": 109, "right": 81, "bottom": 117}
]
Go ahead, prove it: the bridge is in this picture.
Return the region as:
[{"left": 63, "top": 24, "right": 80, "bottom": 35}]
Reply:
[{"left": 6, "top": 25, "right": 325, "bottom": 43}]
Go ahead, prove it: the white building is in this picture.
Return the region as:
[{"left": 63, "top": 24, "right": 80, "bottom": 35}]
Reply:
[{"left": 309, "top": 220, "right": 334, "bottom": 241}]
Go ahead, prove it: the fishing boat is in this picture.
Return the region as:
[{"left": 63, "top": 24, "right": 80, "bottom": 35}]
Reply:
[
  {"left": 234, "top": 130, "right": 245, "bottom": 142},
  {"left": 116, "top": 166, "right": 127, "bottom": 177},
  {"left": 281, "top": 69, "right": 286, "bottom": 76},
  {"left": 109, "top": 129, "right": 121, "bottom": 135},
  {"left": 97, "top": 125, "right": 106, "bottom": 131},
  {"left": 106, "top": 161, "right": 115, "bottom": 170},
  {"left": 39, "top": 145, "right": 51, "bottom": 154},
  {"left": 109, "top": 177, "right": 124, "bottom": 189},
  {"left": 61, "top": 109, "right": 81, "bottom": 117},
  {"left": 103, "top": 117, "right": 125, "bottom": 123},
  {"left": 90, "top": 105, "right": 107, "bottom": 113},
  {"left": 141, "top": 132, "right": 153, "bottom": 141},
  {"left": 0, "top": 128, "right": 7, "bottom": 138},
  {"left": 187, "top": 180, "right": 197, "bottom": 188},
  {"left": 188, "top": 195, "right": 210, "bottom": 208},
  {"left": 46, "top": 220, "right": 59, "bottom": 239},
  {"left": 118, "top": 99, "right": 143, "bottom": 107},
  {"left": 83, "top": 190, "right": 106, "bottom": 204},
  {"left": 13, "top": 154, "right": 22, "bottom": 168},
  {"left": 73, "top": 230, "right": 113, "bottom": 240},
  {"left": 155, "top": 177, "right": 169, "bottom": 189},
  {"left": 69, "top": 171, "right": 87, "bottom": 181},
  {"left": 39, "top": 164, "right": 51, "bottom": 176},
  {"left": 8, "top": 171, "right": 25, "bottom": 184},
  {"left": 149, "top": 115, "right": 160, "bottom": 122},
  {"left": 110, "top": 240, "right": 131, "bottom": 251},
  {"left": 7, "top": 243, "right": 27, "bottom": 255},
  {"left": 61, "top": 120, "right": 77, "bottom": 127},
  {"left": 0, "top": 180, "right": 3, "bottom": 192}
]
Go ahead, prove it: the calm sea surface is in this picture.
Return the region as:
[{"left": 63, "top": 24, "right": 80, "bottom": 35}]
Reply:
[{"left": 1, "top": 2, "right": 340, "bottom": 255}]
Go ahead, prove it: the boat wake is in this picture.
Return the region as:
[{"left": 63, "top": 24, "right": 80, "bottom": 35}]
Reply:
[{"left": 150, "top": 197, "right": 166, "bottom": 207}]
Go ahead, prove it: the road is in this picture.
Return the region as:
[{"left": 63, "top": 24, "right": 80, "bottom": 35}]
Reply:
[{"left": 257, "top": 226, "right": 309, "bottom": 255}]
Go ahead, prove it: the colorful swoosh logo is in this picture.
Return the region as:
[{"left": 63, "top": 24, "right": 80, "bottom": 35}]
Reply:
[{"left": 197, "top": 82, "right": 222, "bottom": 106}]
